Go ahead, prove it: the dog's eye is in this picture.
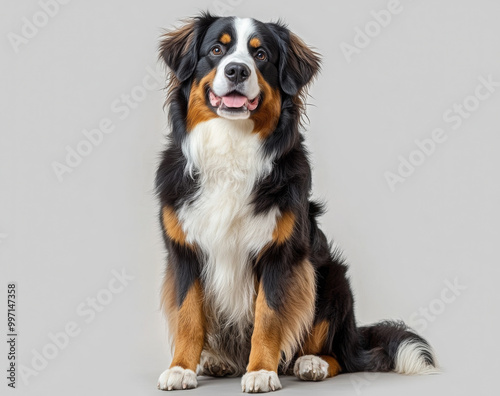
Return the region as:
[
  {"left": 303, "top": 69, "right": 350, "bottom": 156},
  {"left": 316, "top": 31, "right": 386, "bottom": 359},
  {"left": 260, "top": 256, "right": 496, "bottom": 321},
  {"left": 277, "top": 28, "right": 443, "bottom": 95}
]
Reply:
[
  {"left": 211, "top": 45, "right": 224, "bottom": 56},
  {"left": 255, "top": 50, "right": 267, "bottom": 61}
]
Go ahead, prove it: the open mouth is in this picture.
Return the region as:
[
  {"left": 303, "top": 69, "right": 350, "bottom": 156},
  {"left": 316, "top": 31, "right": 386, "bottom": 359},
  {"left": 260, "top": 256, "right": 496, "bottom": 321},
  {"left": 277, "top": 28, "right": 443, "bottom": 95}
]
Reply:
[{"left": 208, "top": 89, "right": 260, "bottom": 118}]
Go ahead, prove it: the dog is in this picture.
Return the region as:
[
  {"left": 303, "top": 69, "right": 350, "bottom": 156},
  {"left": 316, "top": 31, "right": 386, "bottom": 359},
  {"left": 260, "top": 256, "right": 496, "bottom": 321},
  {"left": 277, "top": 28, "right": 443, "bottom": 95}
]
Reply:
[{"left": 155, "top": 13, "right": 437, "bottom": 393}]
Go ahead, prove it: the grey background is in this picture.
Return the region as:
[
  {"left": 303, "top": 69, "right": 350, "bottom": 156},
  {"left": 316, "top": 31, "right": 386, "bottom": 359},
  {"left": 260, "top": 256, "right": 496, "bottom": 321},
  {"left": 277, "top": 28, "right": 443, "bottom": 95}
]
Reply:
[{"left": 1, "top": 0, "right": 499, "bottom": 395}]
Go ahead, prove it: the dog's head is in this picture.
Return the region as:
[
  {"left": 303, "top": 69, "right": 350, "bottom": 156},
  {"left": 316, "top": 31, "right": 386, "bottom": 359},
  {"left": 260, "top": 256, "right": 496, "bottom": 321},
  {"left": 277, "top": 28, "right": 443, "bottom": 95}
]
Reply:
[{"left": 160, "top": 13, "right": 320, "bottom": 133}]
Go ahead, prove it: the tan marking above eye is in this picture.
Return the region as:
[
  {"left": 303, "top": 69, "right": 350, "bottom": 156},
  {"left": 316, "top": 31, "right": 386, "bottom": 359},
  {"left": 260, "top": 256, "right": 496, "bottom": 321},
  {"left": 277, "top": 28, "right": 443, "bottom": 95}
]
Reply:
[
  {"left": 250, "top": 37, "right": 261, "bottom": 48},
  {"left": 220, "top": 33, "right": 231, "bottom": 44}
]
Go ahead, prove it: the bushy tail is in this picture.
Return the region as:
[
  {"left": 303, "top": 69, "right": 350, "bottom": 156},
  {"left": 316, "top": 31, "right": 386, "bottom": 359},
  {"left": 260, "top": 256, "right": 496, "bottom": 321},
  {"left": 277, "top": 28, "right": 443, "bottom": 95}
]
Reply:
[
  {"left": 355, "top": 320, "right": 438, "bottom": 374},
  {"left": 307, "top": 201, "right": 438, "bottom": 376}
]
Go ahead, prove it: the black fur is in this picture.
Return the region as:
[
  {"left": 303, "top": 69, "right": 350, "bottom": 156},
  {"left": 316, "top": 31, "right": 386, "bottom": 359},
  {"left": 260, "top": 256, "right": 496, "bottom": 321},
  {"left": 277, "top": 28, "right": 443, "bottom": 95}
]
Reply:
[{"left": 267, "top": 22, "right": 321, "bottom": 96}]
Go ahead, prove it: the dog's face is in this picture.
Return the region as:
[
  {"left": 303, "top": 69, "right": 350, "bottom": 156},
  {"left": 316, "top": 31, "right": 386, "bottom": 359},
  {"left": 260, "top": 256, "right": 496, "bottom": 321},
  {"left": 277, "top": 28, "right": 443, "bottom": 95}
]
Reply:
[
  {"left": 200, "top": 17, "right": 277, "bottom": 120},
  {"left": 160, "top": 14, "right": 320, "bottom": 132}
]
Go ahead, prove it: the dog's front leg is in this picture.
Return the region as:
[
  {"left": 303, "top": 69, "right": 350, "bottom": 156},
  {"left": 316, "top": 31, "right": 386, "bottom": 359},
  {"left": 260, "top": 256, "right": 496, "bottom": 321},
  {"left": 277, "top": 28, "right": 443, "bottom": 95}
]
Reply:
[
  {"left": 158, "top": 278, "right": 205, "bottom": 391},
  {"left": 158, "top": 205, "right": 206, "bottom": 391},
  {"left": 242, "top": 282, "right": 283, "bottom": 392},
  {"left": 242, "top": 259, "right": 316, "bottom": 393}
]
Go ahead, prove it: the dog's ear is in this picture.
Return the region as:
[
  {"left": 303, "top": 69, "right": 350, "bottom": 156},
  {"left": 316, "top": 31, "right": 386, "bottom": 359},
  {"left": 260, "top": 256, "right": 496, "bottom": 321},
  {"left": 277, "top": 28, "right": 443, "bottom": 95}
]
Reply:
[
  {"left": 159, "top": 13, "right": 218, "bottom": 82},
  {"left": 269, "top": 22, "right": 321, "bottom": 96}
]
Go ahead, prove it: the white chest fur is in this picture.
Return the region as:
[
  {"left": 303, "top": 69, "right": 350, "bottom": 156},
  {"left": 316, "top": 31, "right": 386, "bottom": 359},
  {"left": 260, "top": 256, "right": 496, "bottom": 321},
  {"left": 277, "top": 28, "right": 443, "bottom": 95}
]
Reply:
[{"left": 179, "top": 118, "right": 278, "bottom": 326}]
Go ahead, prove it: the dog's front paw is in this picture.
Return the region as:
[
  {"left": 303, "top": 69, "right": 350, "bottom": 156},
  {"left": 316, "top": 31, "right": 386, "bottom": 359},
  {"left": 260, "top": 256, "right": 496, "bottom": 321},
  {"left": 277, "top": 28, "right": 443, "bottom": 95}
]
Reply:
[
  {"left": 158, "top": 366, "right": 197, "bottom": 391},
  {"left": 241, "top": 370, "right": 281, "bottom": 393},
  {"left": 293, "top": 355, "right": 329, "bottom": 381}
]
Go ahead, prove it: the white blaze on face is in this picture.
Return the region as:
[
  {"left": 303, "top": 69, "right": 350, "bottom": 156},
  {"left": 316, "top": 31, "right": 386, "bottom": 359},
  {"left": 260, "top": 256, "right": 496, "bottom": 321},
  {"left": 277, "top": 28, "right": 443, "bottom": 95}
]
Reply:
[{"left": 212, "top": 18, "right": 260, "bottom": 102}]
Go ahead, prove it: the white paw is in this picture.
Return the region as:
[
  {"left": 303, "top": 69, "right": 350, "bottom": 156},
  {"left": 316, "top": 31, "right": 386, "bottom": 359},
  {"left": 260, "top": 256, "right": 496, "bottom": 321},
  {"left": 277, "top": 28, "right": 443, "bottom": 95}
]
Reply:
[
  {"left": 293, "top": 355, "right": 329, "bottom": 381},
  {"left": 241, "top": 370, "right": 282, "bottom": 393},
  {"left": 158, "top": 366, "right": 197, "bottom": 391}
]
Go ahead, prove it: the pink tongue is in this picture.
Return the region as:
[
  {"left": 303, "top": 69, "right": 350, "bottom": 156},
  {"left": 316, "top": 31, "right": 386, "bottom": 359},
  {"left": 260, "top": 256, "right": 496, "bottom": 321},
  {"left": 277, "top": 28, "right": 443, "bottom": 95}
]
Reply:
[{"left": 222, "top": 93, "right": 247, "bottom": 108}]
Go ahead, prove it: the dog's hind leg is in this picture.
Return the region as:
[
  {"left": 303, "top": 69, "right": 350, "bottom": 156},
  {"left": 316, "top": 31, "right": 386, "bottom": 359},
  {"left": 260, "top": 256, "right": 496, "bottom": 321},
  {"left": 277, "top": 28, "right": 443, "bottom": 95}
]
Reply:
[
  {"left": 293, "top": 355, "right": 341, "bottom": 381},
  {"left": 293, "top": 320, "right": 341, "bottom": 381}
]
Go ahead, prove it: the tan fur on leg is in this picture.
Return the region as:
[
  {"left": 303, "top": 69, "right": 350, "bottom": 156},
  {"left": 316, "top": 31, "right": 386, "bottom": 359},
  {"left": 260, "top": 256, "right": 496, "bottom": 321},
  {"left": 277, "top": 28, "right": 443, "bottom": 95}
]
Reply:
[
  {"left": 168, "top": 280, "right": 205, "bottom": 371},
  {"left": 247, "top": 260, "right": 316, "bottom": 371}
]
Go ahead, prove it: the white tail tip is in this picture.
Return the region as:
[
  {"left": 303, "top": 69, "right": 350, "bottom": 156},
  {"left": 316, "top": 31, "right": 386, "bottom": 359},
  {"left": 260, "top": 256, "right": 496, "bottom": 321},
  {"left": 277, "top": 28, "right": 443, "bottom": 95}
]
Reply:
[{"left": 394, "top": 340, "right": 440, "bottom": 375}]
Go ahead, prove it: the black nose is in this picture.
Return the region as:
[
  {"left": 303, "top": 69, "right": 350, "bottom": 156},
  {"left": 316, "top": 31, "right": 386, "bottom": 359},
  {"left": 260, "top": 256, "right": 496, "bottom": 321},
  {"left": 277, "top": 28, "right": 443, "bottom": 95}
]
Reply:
[{"left": 224, "top": 62, "right": 250, "bottom": 84}]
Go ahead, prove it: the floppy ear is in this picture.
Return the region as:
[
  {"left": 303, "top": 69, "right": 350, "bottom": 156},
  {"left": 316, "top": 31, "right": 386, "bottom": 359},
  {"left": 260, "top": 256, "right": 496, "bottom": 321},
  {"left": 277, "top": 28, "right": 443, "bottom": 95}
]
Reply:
[
  {"left": 269, "top": 23, "right": 321, "bottom": 96},
  {"left": 159, "top": 13, "right": 218, "bottom": 82}
]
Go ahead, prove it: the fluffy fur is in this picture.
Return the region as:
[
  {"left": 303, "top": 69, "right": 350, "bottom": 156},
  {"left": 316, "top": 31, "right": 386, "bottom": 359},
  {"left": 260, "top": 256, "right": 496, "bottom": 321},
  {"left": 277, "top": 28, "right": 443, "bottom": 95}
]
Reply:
[
  {"left": 156, "top": 13, "right": 437, "bottom": 393},
  {"left": 180, "top": 118, "right": 276, "bottom": 328}
]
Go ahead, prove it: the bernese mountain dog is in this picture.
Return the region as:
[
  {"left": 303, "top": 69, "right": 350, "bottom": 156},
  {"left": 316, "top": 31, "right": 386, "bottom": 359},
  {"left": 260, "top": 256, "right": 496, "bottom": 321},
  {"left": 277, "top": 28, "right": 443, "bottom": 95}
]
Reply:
[{"left": 155, "top": 13, "right": 437, "bottom": 393}]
